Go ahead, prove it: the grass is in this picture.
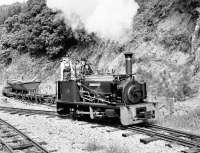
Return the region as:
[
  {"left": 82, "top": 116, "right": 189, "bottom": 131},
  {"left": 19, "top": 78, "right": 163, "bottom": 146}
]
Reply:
[
  {"left": 155, "top": 96, "right": 200, "bottom": 134},
  {"left": 85, "top": 140, "right": 131, "bottom": 153},
  {"left": 105, "top": 144, "right": 130, "bottom": 153},
  {"left": 85, "top": 139, "right": 104, "bottom": 152},
  {"left": 158, "top": 108, "right": 200, "bottom": 134}
]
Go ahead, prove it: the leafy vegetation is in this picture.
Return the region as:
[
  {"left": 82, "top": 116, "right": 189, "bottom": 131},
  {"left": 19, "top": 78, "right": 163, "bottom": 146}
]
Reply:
[
  {"left": 0, "top": 2, "right": 24, "bottom": 25},
  {"left": 85, "top": 140, "right": 131, "bottom": 153},
  {"left": 85, "top": 139, "right": 104, "bottom": 152},
  {"left": 159, "top": 33, "right": 191, "bottom": 53},
  {"left": 105, "top": 144, "right": 131, "bottom": 153},
  {"left": 137, "top": 65, "right": 199, "bottom": 100},
  {"left": 159, "top": 108, "right": 200, "bottom": 134},
  {"left": 1, "top": 0, "right": 97, "bottom": 59}
]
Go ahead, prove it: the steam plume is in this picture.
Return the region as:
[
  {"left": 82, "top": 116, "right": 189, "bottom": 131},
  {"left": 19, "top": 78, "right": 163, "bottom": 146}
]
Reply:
[{"left": 47, "top": 0, "right": 139, "bottom": 42}]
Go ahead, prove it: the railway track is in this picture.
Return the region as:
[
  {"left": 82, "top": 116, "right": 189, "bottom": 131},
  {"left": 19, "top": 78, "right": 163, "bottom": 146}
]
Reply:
[
  {"left": 123, "top": 125, "right": 200, "bottom": 153},
  {"left": 148, "top": 124, "right": 200, "bottom": 141},
  {"left": 1, "top": 106, "right": 200, "bottom": 152},
  {"left": 0, "top": 106, "right": 69, "bottom": 118},
  {"left": 3, "top": 96, "right": 56, "bottom": 108},
  {"left": 0, "top": 118, "right": 52, "bottom": 153}
]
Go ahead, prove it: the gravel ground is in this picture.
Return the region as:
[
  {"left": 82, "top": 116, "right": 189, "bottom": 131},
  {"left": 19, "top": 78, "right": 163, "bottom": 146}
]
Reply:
[{"left": 0, "top": 97, "right": 187, "bottom": 153}]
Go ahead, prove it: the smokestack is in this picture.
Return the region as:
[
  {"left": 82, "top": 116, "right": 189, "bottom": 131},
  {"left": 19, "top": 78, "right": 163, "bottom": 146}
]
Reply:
[{"left": 124, "top": 52, "right": 133, "bottom": 75}]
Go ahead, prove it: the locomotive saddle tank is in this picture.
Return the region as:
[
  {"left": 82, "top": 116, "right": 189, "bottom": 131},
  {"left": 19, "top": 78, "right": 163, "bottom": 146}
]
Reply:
[{"left": 56, "top": 53, "right": 156, "bottom": 125}]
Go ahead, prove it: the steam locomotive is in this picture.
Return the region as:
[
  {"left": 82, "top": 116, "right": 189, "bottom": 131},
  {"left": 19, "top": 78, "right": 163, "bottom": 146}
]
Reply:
[{"left": 56, "top": 53, "right": 156, "bottom": 125}]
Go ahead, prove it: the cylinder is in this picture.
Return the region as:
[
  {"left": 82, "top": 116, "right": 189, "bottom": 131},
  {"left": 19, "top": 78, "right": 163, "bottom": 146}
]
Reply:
[{"left": 124, "top": 52, "right": 133, "bottom": 75}]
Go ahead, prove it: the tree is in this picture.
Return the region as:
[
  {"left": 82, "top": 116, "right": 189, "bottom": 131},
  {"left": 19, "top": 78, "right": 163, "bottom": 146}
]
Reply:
[{"left": 1, "top": 0, "right": 97, "bottom": 59}]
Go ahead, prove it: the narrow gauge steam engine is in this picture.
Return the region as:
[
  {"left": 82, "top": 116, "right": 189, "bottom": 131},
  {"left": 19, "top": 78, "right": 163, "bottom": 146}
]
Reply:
[{"left": 56, "top": 53, "right": 156, "bottom": 125}]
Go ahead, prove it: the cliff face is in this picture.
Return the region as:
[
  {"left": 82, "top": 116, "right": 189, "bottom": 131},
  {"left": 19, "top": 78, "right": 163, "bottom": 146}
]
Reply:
[
  {"left": 91, "top": 0, "right": 200, "bottom": 99},
  {"left": 1, "top": 0, "right": 200, "bottom": 99}
]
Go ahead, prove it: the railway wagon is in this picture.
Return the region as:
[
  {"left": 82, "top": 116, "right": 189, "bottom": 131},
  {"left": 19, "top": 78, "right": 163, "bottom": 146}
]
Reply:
[
  {"left": 2, "top": 81, "right": 55, "bottom": 104},
  {"left": 3, "top": 81, "right": 40, "bottom": 96},
  {"left": 56, "top": 53, "right": 156, "bottom": 125}
]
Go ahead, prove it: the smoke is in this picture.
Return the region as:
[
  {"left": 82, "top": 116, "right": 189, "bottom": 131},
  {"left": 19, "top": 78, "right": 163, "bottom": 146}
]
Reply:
[{"left": 47, "top": 0, "right": 139, "bottom": 42}]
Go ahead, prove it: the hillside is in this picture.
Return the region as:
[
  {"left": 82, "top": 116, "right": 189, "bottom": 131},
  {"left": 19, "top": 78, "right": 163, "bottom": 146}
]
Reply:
[{"left": 1, "top": 0, "right": 200, "bottom": 100}]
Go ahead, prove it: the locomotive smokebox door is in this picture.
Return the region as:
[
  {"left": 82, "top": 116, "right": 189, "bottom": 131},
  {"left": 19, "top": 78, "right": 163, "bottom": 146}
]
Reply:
[{"left": 57, "top": 81, "right": 80, "bottom": 102}]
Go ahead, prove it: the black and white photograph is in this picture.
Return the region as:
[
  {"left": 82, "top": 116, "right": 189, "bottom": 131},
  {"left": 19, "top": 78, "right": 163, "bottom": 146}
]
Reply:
[{"left": 0, "top": 0, "right": 200, "bottom": 152}]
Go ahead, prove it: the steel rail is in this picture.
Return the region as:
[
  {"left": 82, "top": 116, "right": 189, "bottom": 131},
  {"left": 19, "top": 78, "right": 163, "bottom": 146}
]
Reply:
[
  {"left": 0, "top": 106, "right": 56, "bottom": 115},
  {"left": 0, "top": 106, "right": 71, "bottom": 119},
  {"left": 0, "top": 118, "right": 50, "bottom": 153},
  {"left": 0, "top": 139, "right": 14, "bottom": 153},
  {"left": 148, "top": 124, "right": 200, "bottom": 139},
  {"left": 2, "top": 93, "right": 56, "bottom": 107},
  {"left": 127, "top": 126, "right": 200, "bottom": 149}
]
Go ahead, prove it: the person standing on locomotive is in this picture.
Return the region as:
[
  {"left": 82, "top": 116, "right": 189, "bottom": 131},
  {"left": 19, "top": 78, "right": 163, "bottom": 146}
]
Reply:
[
  {"left": 60, "top": 57, "right": 75, "bottom": 81},
  {"left": 80, "top": 58, "right": 93, "bottom": 75}
]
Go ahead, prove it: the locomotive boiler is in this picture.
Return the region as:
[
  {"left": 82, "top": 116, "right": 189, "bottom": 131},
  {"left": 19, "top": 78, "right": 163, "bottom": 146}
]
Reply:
[{"left": 56, "top": 53, "right": 156, "bottom": 125}]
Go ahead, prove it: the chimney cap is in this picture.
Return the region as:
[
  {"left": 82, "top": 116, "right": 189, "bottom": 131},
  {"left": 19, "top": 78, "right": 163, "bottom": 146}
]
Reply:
[{"left": 124, "top": 52, "right": 133, "bottom": 58}]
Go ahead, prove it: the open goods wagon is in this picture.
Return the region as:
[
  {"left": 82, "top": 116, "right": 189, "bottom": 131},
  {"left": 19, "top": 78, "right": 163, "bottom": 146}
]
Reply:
[{"left": 3, "top": 81, "right": 55, "bottom": 104}]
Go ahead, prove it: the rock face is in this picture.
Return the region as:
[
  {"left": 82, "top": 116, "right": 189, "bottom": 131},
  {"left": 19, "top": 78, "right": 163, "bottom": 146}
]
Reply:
[
  {"left": 93, "top": 1, "right": 200, "bottom": 99},
  {"left": 192, "top": 11, "right": 200, "bottom": 74}
]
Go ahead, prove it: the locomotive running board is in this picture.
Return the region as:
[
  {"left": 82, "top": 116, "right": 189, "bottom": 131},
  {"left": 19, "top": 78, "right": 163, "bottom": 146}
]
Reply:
[{"left": 56, "top": 100, "right": 120, "bottom": 109}]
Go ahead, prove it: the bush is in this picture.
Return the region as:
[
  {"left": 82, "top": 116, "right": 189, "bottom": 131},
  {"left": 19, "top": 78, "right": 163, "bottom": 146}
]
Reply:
[
  {"left": 159, "top": 108, "right": 200, "bottom": 133},
  {"left": 1, "top": 0, "right": 98, "bottom": 60},
  {"left": 105, "top": 144, "right": 130, "bottom": 153},
  {"left": 85, "top": 139, "right": 104, "bottom": 152},
  {"left": 137, "top": 66, "right": 199, "bottom": 100},
  {"left": 159, "top": 33, "right": 191, "bottom": 53}
]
